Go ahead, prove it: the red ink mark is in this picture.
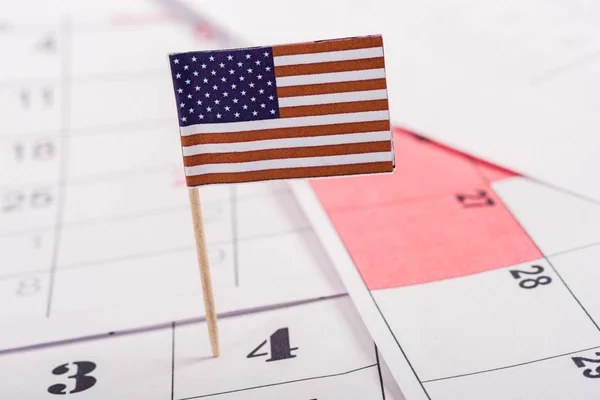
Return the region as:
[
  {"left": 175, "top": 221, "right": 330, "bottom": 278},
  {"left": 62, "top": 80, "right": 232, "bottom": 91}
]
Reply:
[
  {"left": 172, "top": 168, "right": 185, "bottom": 187},
  {"left": 193, "top": 25, "right": 215, "bottom": 41}
]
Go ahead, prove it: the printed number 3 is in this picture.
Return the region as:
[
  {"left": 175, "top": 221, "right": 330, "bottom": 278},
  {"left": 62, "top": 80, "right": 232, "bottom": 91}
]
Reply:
[
  {"left": 509, "top": 265, "right": 552, "bottom": 289},
  {"left": 572, "top": 353, "right": 600, "bottom": 378},
  {"left": 48, "top": 361, "right": 97, "bottom": 395}
]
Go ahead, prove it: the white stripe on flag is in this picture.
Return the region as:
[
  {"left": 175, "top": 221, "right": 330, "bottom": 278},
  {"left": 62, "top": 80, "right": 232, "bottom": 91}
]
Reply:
[
  {"left": 273, "top": 47, "right": 384, "bottom": 66},
  {"left": 184, "top": 152, "right": 393, "bottom": 176},
  {"left": 278, "top": 89, "right": 388, "bottom": 107},
  {"left": 182, "top": 130, "right": 392, "bottom": 156},
  {"left": 179, "top": 110, "right": 390, "bottom": 135},
  {"left": 275, "top": 69, "right": 386, "bottom": 87}
]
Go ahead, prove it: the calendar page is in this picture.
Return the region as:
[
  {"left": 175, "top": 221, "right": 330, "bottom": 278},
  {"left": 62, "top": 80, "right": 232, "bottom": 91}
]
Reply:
[
  {"left": 0, "top": 5, "right": 349, "bottom": 351},
  {"left": 292, "top": 128, "right": 600, "bottom": 399},
  {"left": 188, "top": 0, "right": 600, "bottom": 202},
  {"left": 0, "top": 295, "right": 405, "bottom": 399}
]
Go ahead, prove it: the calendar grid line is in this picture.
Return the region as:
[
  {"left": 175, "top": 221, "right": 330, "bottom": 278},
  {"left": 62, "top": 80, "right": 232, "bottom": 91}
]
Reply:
[
  {"left": 519, "top": 174, "right": 600, "bottom": 207},
  {"left": 547, "top": 240, "right": 600, "bottom": 259},
  {"left": 0, "top": 204, "right": 190, "bottom": 237},
  {"left": 0, "top": 70, "right": 164, "bottom": 95},
  {"left": 0, "top": 163, "right": 292, "bottom": 194},
  {"left": 171, "top": 321, "right": 176, "bottom": 400},
  {"left": 422, "top": 343, "right": 600, "bottom": 383},
  {"left": 56, "top": 226, "right": 313, "bottom": 269},
  {"left": 45, "top": 18, "right": 72, "bottom": 318},
  {"left": 374, "top": 344, "right": 386, "bottom": 400},
  {"left": 230, "top": 185, "right": 240, "bottom": 287},
  {"left": 0, "top": 227, "right": 314, "bottom": 281},
  {"left": 490, "top": 179, "right": 600, "bottom": 332},
  {"left": 369, "top": 290, "right": 431, "bottom": 400},
  {"left": 476, "top": 158, "right": 600, "bottom": 331},
  {"left": 530, "top": 48, "right": 600, "bottom": 86},
  {"left": 303, "top": 185, "right": 498, "bottom": 218},
  {"left": 0, "top": 293, "right": 348, "bottom": 356},
  {"left": 545, "top": 257, "right": 600, "bottom": 331},
  {"left": 67, "top": 117, "right": 174, "bottom": 136},
  {"left": 0, "top": 118, "right": 174, "bottom": 140},
  {"left": 0, "top": 117, "right": 174, "bottom": 140},
  {"left": 178, "top": 363, "right": 378, "bottom": 399},
  {"left": 0, "top": 185, "right": 293, "bottom": 239},
  {"left": 0, "top": 17, "right": 182, "bottom": 36},
  {"left": 64, "top": 164, "right": 179, "bottom": 185}
]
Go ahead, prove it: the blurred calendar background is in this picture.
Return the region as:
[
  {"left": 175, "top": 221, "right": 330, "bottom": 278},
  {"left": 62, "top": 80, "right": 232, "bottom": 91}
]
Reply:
[
  {"left": 3, "top": 1, "right": 600, "bottom": 399},
  {"left": 0, "top": 0, "right": 400, "bottom": 397}
]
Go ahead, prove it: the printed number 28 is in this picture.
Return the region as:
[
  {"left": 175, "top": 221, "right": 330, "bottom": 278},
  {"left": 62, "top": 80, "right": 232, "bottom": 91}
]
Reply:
[{"left": 509, "top": 265, "right": 552, "bottom": 289}]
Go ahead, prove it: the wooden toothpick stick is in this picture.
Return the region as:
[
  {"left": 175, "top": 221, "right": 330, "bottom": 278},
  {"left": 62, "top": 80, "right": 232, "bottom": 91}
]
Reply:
[{"left": 188, "top": 187, "right": 219, "bottom": 357}]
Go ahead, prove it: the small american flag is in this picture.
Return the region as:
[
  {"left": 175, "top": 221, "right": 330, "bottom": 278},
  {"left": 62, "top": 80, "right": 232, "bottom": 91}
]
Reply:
[{"left": 168, "top": 35, "right": 394, "bottom": 186}]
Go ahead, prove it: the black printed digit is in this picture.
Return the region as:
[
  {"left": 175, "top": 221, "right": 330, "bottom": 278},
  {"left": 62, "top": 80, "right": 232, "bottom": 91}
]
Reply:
[
  {"left": 48, "top": 361, "right": 97, "bottom": 395},
  {"left": 1, "top": 190, "right": 53, "bottom": 213},
  {"left": 1, "top": 191, "right": 25, "bottom": 213},
  {"left": 17, "top": 278, "right": 41, "bottom": 296},
  {"left": 19, "top": 88, "right": 54, "bottom": 109},
  {"left": 20, "top": 89, "right": 30, "bottom": 108},
  {"left": 572, "top": 352, "right": 600, "bottom": 378},
  {"left": 247, "top": 327, "right": 298, "bottom": 362},
  {"left": 42, "top": 87, "right": 53, "bottom": 107},
  {"left": 37, "top": 35, "right": 55, "bottom": 53},
  {"left": 13, "top": 143, "right": 25, "bottom": 162},
  {"left": 455, "top": 190, "right": 495, "bottom": 208},
  {"left": 12, "top": 140, "right": 56, "bottom": 162},
  {"left": 33, "top": 139, "right": 56, "bottom": 160},
  {"left": 509, "top": 264, "right": 552, "bottom": 289},
  {"left": 30, "top": 189, "right": 53, "bottom": 208}
]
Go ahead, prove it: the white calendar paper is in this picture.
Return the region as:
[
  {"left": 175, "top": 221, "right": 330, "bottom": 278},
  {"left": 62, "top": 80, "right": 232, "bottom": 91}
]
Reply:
[
  {"left": 0, "top": 296, "right": 403, "bottom": 399},
  {"left": 0, "top": 4, "right": 349, "bottom": 352},
  {"left": 190, "top": 0, "right": 600, "bottom": 202},
  {"left": 292, "top": 128, "right": 600, "bottom": 399},
  {"left": 0, "top": 2, "right": 410, "bottom": 398}
]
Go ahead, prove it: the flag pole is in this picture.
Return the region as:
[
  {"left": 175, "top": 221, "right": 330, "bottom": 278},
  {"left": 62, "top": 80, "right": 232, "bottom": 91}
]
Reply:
[{"left": 187, "top": 186, "right": 219, "bottom": 357}]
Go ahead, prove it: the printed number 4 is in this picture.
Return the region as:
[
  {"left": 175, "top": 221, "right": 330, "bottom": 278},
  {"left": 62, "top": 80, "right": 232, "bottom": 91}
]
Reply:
[
  {"left": 247, "top": 327, "right": 298, "bottom": 362},
  {"left": 509, "top": 265, "right": 552, "bottom": 289},
  {"left": 572, "top": 352, "right": 600, "bottom": 378}
]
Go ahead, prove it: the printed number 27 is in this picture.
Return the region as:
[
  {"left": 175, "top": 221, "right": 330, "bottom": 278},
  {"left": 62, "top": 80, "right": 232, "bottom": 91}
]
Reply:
[
  {"left": 509, "top": 265, "right": 552, "bottom": 289},
  {"left": 572, "top": 352, "right": 600, "bottom": 378}
]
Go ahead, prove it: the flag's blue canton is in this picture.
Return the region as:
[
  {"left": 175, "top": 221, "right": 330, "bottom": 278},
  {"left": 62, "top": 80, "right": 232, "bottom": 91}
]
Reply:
[{"left": 169, "top": 46, "right": 280, "bottom": 127}]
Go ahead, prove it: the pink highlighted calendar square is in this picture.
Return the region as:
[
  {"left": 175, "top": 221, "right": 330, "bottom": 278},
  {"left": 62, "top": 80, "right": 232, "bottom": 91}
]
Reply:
[
  {"left": 309, "top": 129, "right": 486, "bottom": 212},
  {"left": 324, "top": 189, "right": 542, "bottom": 290}
]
